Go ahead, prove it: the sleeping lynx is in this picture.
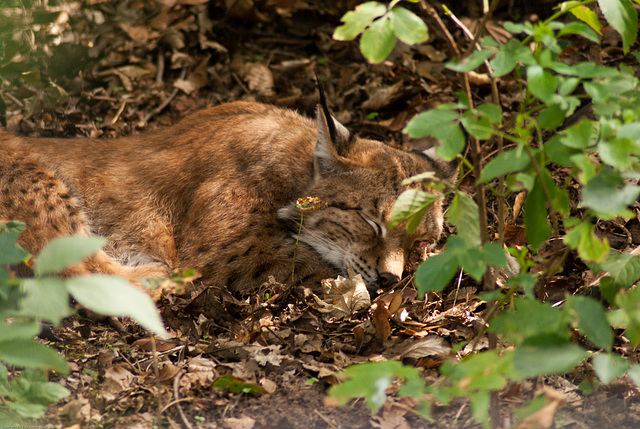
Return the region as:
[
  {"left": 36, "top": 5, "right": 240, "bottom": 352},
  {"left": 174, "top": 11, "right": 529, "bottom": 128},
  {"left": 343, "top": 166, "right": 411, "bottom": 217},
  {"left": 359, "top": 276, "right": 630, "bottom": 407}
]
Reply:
[{"left": 0, "top": 101, "right": 456, "bottom": 295}]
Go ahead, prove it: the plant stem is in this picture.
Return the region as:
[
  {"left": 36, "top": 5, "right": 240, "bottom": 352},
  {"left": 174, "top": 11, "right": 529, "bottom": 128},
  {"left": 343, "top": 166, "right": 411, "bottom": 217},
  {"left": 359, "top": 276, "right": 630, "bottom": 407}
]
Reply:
[{"left": 291, "top": 211, "right": 304, "bottom": 285}]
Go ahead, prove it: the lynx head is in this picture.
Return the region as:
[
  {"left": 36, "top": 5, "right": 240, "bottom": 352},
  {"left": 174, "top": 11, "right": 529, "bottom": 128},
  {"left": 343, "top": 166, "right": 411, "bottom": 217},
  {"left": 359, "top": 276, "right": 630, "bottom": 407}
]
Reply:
[{"left": 277, "top": 105, "right": 458, "bottom": 292}]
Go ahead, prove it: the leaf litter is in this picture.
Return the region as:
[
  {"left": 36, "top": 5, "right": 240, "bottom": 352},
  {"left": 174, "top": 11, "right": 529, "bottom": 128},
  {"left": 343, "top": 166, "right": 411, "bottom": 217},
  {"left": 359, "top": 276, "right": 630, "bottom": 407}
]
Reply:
[{"left": 2, "top": 0, "right": 640, "bottom": 428}]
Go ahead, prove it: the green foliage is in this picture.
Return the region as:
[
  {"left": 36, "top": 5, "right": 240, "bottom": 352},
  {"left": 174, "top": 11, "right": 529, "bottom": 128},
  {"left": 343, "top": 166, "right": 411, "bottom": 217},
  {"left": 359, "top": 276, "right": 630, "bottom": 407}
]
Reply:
[
  {"left": 328, "top": 360, "right": 426, "bottom": 413},
  {"left": 331, "top": 0, "right": 640, "bottom": 426},
  {"left": 333, "top": 1, "right": 427, "bottom": 64},
  {"left": 597, "top": 0, "right": 638, "bottom": 53},
  {"left": 35, "top": 236, "right": 107, "bottom": 277},
  {"left": 388, "top": 189, "right": 439, "bottom": 232},
  {"left": 66, "top": 275, "right": 167, "bottom": 335},
  {"left": 213, "top": 375, "right": 265, "bottom": 396},
  {"left": 0, "top": 222, "right": 168, "bottom": 421}
]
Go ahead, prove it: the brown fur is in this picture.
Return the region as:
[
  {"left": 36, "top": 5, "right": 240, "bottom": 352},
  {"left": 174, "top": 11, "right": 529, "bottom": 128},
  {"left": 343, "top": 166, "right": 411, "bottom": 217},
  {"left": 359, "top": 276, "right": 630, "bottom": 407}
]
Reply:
[{"left": 0, "top": 101, "right": 455, "bottom": 294}]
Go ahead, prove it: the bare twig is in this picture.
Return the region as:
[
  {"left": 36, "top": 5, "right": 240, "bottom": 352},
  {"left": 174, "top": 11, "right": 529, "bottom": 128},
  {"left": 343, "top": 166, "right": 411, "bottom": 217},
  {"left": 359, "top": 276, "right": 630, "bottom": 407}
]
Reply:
[
  {"left": 173, "top": 370, "right": 194, "bottom": 429},
  {"left": 424, "top": 3, "right": 504, "bottom": 427},
  {"left": 140, "top": 67, "right": 188, "bottom": 126},
  {"left": 156, "top": 50, "right": 165, "bottom": 84}
]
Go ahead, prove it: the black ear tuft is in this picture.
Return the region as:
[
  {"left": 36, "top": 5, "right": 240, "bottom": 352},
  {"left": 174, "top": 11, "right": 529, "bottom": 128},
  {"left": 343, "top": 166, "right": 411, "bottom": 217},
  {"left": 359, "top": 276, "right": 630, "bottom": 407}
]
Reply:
[{"left": 315, "top": 72, "right": 337, "bottom": 144}]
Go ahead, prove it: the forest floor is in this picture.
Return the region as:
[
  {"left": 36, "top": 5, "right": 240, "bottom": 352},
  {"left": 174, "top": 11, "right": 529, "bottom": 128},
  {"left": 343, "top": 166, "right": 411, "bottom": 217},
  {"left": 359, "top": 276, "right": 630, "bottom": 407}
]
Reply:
[{"left": 3, "top": 0, "right": 640, "bottom": 428}]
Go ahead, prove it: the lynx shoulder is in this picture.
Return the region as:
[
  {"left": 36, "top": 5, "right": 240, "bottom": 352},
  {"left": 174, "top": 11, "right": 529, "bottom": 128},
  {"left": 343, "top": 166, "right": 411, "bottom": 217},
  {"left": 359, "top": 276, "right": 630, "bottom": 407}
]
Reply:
[{"left": 0, "top": 101, "right": 456, "bottom": 294}]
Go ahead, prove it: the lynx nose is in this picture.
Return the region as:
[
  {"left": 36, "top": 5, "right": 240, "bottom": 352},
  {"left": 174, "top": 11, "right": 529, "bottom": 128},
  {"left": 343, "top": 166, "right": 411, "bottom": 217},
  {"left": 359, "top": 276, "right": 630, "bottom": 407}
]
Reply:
[{"left": 379, "top": 272, "right": 400, "bottom": 289}]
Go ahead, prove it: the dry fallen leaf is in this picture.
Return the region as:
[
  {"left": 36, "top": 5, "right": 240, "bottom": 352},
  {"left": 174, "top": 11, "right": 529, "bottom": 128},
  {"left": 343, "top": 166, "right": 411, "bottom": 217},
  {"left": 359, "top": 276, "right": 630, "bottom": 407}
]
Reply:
[
  {"left": 313, "top": 269, "right": 371, "bottom": 320},
  {"left": 223, "top": 416, "right": 256, "bottom": 429},
  {"left": 372, "top": 302, "right": 392, "bottom": 343},
  {"left": 398, "top": 335, "right": 451, "bottom": 359},
  {"left": 518, "top": 387, "right": 567, "bottom": 429},
  {"left": 119, "top": 22, "right": 158, "bottom": 42},
  {"left": 174, "top": 56, "right": 210, "bottom": 94},
  {"left": 259, "top": 377, "right": 277, "bottom": 394},
  {"left": 243, "top": 62, "right": 275, "bottom": 97},
  {"left": 362, "top": 81, "right": 402, "bottom": 111},
  {"left": 102, "top": 365, "right": 135, "bottom": 401}
]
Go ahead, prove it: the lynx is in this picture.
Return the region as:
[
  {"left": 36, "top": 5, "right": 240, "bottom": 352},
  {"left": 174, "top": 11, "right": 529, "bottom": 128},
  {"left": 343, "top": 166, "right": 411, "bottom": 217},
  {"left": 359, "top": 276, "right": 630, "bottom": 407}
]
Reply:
[{"left": 0, "top": 101, "right": 456, "bottom": 296}]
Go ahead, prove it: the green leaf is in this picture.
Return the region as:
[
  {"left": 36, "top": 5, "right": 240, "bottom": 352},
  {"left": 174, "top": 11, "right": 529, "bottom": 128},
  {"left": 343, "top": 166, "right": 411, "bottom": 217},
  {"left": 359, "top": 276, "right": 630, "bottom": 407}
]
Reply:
[
  {"left": 599, "top": 276, "right": 622, "bottom": 305},
  {"left": 470, "top": 392, "right": 491, "bottom": 423},
  {"left": 404, "top": 109, "right": 465, "bottom": 161},
  {"left": 0, "top": 221, "right": 30, "bottom": 265},
  {"left": 65, "top": 274, "right": 168, "bottom": 338},
  {"left": 490, "top": 47, "right": 517, "bottom": 77},
  {"left": 440, "top": 349, "right": 514, "bottom": 390},
  {"left": 35, "top": 236, "right": 107, "bottom": 277},
  {"left": 503, "top": 21, "right": 529, "bottom": 34},
  {"left": 573, "top": 62, "right": 620, "bottom": 78},
  {"left": 628, "top": 365, "right": 640, "bottom": 387},
  {"left": 456, "top": 247, "right": 488, "bottom": 281},
  {"left": 600, "top": 250, "right": 640, "bottom": 288},
  {"left": 329, "top": 361, "right": 420, "bottom": 411},
  {"left": 570, "top": 153, "right": 598, "bottom": 184},
  {"left": 212, "top": 375, "right": 264, "bottom": 396},
  {"left": 539, "top": 104, "right": 566, "bottom": 130},
  {"left": 0, "top": 320, "right": 40, "bottom": 342},
  {"left": 388, "top": 189, "right": 439, "bottom": 230},
  {"left": 566, "top": 295, "right": 613, "bottom": 351},
  {"left": 490, "top": 298, "right": 569, "bottom": 343},
  {"left": 523, "top": 177, "right": 551, "bottom": 251},
  {"left": 598, "top": 137, "right": 640, "bottom": 170},
  {"left": 447, "top": 192, "right": 480, "bottom": 247},
  {"left": 527, "top": 65, "right": 558, "bottom": 103},
  {"left": 414, "top": 251, "right": 458, "bottom": 295},
  {"left": 461, "top": 113, "right": 493, "bottom": 140},
  {"left": 558, "top": 77, "right": 581, "bottom": 96},
  {"left": 514, "top": 338, "right": 587, "bottom": 378},
  {"left": 0, "top": 339, "right": 68, "bottom": 373},
  {"left": 564, "top": 220, "right": 610, "bottom": 263},
  {"left": 405, "top": 109, "right": 458, "bottom": 138},
  {"left": 401, "top": 171, "right": 436, "bottom": 186},
  {"left": 582, "top": 168, "right": 639, "bottom": 219},
  {"left": 478, "top": 147, "right": 532, "bottom": 182},
  {"left": 6, "top": 401, "right": 48, "bottom": 419},
  {"left": 333, "top": 2, "right": 386, "bottom": 41},
  {"left": 446, "top": 49, "right": 493, "bottom": 72},
  {"left": 598, "top": 0, "right": 638, "bottom": 53},
  {"left": 19, "top": 277, "right": 70, "bottom": 324},
  {"left": 388, "top": 7, "right": 428, "bottom": 45},
  {"left": 480, "top": 242, "right": 509, "bottom": 268},
  {"left": 566, "top": 3, "right": 602, "bottom": 34},
  {"left": 600, "top": 251, "right": 640, "bottom": 288},
  {"left": 611, "top": 286, "right": 640, "bottom": 345},
  {"left": 592, "top": 353, "right": 629, "bottom": 383},
  {"left": 476, "top": 103, "right": 503, "bottom": 124},
  {"left": 545, "top": 135, "right": 580, "bottom": 167},
  {"left": 560, "top": 120, "right": 596, "bottom": 150},
  {"left": 558, "top": 20, "right": 601, "bottom": 43},
  {"left": 360, "top": 15, "right": 395, "bottom": 64},
  {"left": 30, "top": 380, "right": 69, "bottom": 404}
]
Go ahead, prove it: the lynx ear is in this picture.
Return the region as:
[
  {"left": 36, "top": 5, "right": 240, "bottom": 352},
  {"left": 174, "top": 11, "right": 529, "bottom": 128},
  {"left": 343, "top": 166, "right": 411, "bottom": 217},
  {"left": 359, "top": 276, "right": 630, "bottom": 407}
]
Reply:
[
  {"left": 314, "top": 105, "right": 353, "bottom": 178},
  {"left": 419, "top": 146, "right": 460, "bottom": 183}
]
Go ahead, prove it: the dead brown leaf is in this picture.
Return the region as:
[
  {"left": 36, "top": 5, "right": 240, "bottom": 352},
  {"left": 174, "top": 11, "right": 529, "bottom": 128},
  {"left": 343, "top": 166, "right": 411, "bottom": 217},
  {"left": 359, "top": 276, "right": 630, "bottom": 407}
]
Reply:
[
  {"left": 224, "top": 416, "right": 256, "bottom": 429},
  {"left": 243, "top": 63, "right": 275, "bottom": 97},
  {"left": 518, "top": 387, "right": 567, "bottom": 429},
  {"left": 398, "top": 335, "right": 451, "bottom": 359},
  {"left": 372, "top": 302, "right": 391, "bottom": 343}
]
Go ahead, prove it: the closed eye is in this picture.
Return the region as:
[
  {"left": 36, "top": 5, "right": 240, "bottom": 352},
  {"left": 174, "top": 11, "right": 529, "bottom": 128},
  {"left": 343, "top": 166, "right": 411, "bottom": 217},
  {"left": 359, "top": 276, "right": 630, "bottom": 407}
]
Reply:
[{"left": 358, "top": 213, "right": 387, "bottom": 238}]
